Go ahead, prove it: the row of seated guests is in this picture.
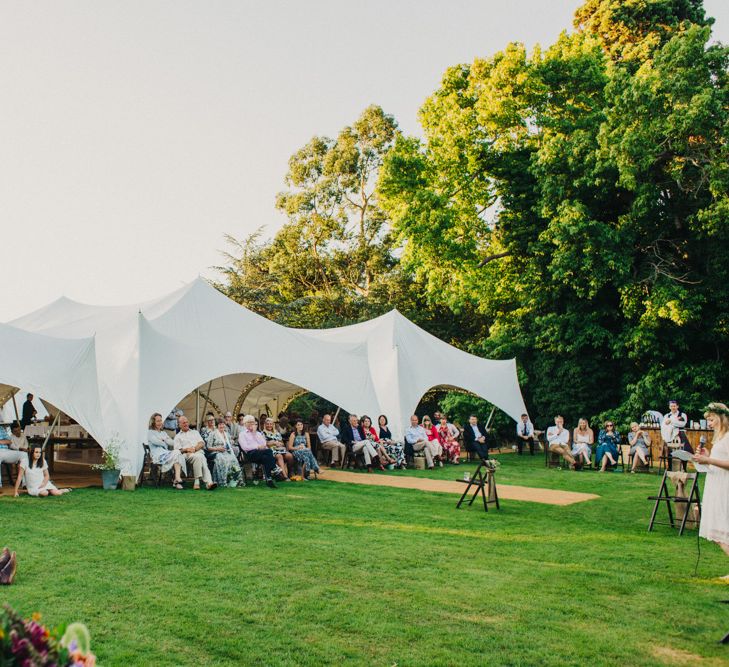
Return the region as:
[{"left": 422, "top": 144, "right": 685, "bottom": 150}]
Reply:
[
  {"left": 543, "top": 415, "right": 652, "bottom": 472},
  {"left": 148, "top": 412, "right": 322, "bottom": 490}
]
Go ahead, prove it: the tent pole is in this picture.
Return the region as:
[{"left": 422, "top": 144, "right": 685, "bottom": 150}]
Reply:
[
  {"left": 11, "top": 393, "right": 20, "bottom": 423},
  {"left": 196, "top": 389, "right": 200, "bottom": 428},
  {"left": 200, "top": 380, "right": 213, "bottom": 421},
  {"left": 484, "top": 406, "right": 497, "bottom": 431},
  {"left": 41, "top": 411, "right": 61, "bottom": 452}
]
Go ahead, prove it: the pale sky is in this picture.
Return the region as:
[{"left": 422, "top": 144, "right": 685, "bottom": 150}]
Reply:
[{"left": 1, "top": 0, "right": 727, "bottom": 320}]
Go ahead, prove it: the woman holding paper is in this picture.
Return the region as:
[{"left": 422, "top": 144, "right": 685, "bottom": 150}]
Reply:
[{"left": 693, "top": 402, "right": 729, "bottom": 577}]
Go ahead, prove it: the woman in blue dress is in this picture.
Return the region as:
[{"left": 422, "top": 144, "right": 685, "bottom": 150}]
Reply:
[
  {"left": 287, "top": 419, "right": 321, "bottom": 479},
  {"left": 597, "top": 420, "right": 621, "bottom": 472}
]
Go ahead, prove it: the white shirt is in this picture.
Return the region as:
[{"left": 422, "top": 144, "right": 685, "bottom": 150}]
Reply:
[
  {"left": 661, "top": 411, "right": 687, "bottom": 443},
  {"left": 470, "top": 424, "right": 485, "bottom": 440},
  {"left": 9, "top": 432, "right": 29, "bottom": 451},
  {"left": 546, "top": 425, "right": 569, "bottom": 445},
  {"left": 317, "top": 423, "right": 340, "bottom": 443},
  {"left": 173, "top": 429, "right": 204, "bottom": 451},
  {"left": 405, "top": 425, "right": 427, "bottom": 444},
  {"left": 516, "top": 420, "right": 534, "bottom": 438},
  {"left": 24, "top": 461, "right": 48, "bottom": 494}
]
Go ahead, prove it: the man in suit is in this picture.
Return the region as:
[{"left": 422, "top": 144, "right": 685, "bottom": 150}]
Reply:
[
  {"left": 20, "top": 394, "right": 36, "bottom": 430},
  {"left": 340, "top": 414, "right": 378, "bottom": 471},
  {"left": 515, "top": 413, "right": 536, "bottom": 455},
  {"left": 463, "top": 415, "right": 490, "bottom": 461}
]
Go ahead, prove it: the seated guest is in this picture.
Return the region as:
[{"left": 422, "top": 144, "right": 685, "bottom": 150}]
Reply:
[
  {"left": 148, "top": 412, "right": 187, "bottom": 489},
  {"left": 596, "top": 420, "right": 621, "bottom": 472},
  {"left": 317, "top": 414, "right": 346, "bottom": 468},
  {"left": 340, "top": 414, "right": 379, "bottom": 472},
  {"left": 206, "top": 418, "right": 243, "bottom": 487},
  {"left": 277, "top": 413, "right": 290, "bottom": 437},
  {"left": 225, "top": 412, "right": 240, "bottom": 455},
  {"left": 463, "top": 415, "right": 490, "bottom": 461},
  {"left": 628, "top": 422, "right": 652, "bottom": 473},
  {"left": 263, "top": 417, "right": 293, "bottom": 479},
  {"left": 14, "top": 445, "right": 71, "bottom": 497},
  {"left": 287, "top": 419, "right": 322, "bottom": 479},
  {"left": 404, "top": 415, "right": 435, "bottom": 469},
  {"left": 200, "top": 413, "right": 216, "bottom": 442},
  {"left": 421, "top": 416, "right": 444, "bottom": 466},
  {"left": 164, "top": 407, "right": 183, "bottom": 432},
  {"left": 571, "top": 418, "right": 594, "bottom": 468},
  {"left": 0, "top": 423, "right": 28, "bottom": 488},
  {"left": 360, "top": 415, "right": 395, "bottom": 467},
  {"left": 437, "top": 415, "right": 461, "bottom": 464},
  {"left": 239, "top": 415, "right": 277, "bottom": 488},
  {"left": 173, "top": 416, "right": 217, "bottom": 490},
  {"left": 515, "top": 413, "right": 536, "bottom": 455},
  {"left": 546, "top": 416, "right": 575, "bottom": 468},
  {"left": 8, "top": 422, "right": 29, "bottom": 454},
  {"left": 378, "top": 415, "right": 406, "bottom": 469}
]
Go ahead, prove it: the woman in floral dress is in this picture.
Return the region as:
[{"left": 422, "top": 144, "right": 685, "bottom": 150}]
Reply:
[
  {"left": 437, "top": 415, "right": 461, "bottom": 464},
  {"left": 378, "top": 415, "right": 406, "bottom": 468},
  {"left": 287, "top": 419, "right": 321, "bottom": 479},
  {"left": 205, "top": 418, "right": 243, "bottom": 486}
]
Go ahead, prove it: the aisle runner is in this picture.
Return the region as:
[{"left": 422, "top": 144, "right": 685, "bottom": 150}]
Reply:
[{"left": 321, "top": 469, "right": 599, "bottom": 506}]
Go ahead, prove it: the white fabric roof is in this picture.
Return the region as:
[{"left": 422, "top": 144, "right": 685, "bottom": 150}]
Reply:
[{"left": 2, "top": 278, "right": 527, "bottom": 474}]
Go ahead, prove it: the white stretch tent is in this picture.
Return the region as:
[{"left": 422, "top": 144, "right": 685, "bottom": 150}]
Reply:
[{"left": 3, "top": 279, "right": 527, "bottom": 474}]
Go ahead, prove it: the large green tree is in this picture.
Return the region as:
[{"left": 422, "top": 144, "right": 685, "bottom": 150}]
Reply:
[{"left": 379, "top": 0, "right": 728, "bottom": 426}]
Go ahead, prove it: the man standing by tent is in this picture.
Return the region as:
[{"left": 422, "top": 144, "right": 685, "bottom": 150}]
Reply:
[
  {"left": 20, "top": 393, "right": 36, "bottom": 430},
  {"left": 173, "top": 416, "right": 217, "bottom": 490}
]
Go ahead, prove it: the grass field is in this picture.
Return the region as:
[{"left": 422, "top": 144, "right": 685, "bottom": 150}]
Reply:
[{"left": 1, "top": 456, "right": 728, "bottom": 666}]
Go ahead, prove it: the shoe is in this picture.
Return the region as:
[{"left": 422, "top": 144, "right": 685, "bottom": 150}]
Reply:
[
  {"left": 193, "top": 482, "right": 201, "bottom": 490},
  {"left": 0, "top": 548, "right": 10, "bottom": 571},
  {"left": 439, "top": 461, "right": 444, "bottom": 467},
  {"left": 0, "top": 552, "right": 17, "bottom": 585},
  {"left": 206, "top": 483, "right": 218, "bottom": 490},
  {"left": 266, "top": 479, "right": 277, "bottom": 488}
]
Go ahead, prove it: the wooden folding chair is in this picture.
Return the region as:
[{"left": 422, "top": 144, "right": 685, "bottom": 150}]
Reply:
[{"left": 647, "top": 470, "right": 702, "bottom": 536}]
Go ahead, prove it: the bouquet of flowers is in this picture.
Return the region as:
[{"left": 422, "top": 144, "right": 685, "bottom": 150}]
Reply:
[
  {"left": 483, "top": 459, "right": 501, "bottom": 472},
  {"left": 0, "top": 605, "right": 96, "bottom": 666}
]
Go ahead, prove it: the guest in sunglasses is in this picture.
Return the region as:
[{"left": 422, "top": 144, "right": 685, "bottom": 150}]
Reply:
[{"left": 597, "top": 420, "right": 621, "bottom": 472}]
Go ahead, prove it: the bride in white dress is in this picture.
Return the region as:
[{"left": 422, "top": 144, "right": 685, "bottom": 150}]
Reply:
[{"left": 693, "top": 402, "right": 729, "bottom": 577}]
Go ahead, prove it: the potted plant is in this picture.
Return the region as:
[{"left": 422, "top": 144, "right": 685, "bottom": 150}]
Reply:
[{"left": 92, "top": 435, "right": 122, "bottom": 490}]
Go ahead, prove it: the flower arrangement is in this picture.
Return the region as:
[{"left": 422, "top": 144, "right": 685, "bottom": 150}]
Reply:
[
  {"left": 0, "top": 605, "right": 96, "bottom": 666},
  {"left": 91, "top": 433, "right": 123, "bottom": 471},
  {"left": 483, "top": 459, "right": 501, "bottom": 471}
]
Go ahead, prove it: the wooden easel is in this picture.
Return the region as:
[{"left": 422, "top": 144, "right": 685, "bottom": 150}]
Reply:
[
  {"left": 647, "top": 470, "right": 701, "bottom": 536},
  {"left": 456, "top": 460, "right": 500, "bottom": 512}
]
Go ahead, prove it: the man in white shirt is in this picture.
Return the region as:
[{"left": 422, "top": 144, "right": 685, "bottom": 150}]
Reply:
[
  {"left": 0, "top": 423, "right": 28, "bottom": 489},
  {"left": 404, "top": 415, "right": 435, "bottom": 468},
  {"left": 661, "top": 399, "right": 689, "bottom": 447},
  {"left": 317, "top": 414, "right": 346, "bottom": 468},
  {"left": 173, "top": 416, "right": 217, "bottom": 490},
  {"left": 515, "top": 413, "right": 536, "bottom": 456},
  {"left": 546, "top": 415, "right": 575, "bottom": 467}
]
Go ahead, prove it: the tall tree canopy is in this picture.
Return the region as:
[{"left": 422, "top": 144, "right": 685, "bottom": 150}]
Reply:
[{"left": 378, "top": 0, "right": 728, "bottom": 425}]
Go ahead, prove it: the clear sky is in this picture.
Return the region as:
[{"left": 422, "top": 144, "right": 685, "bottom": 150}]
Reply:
[{"left": 1, "top": 0, "right": 727, "bottom": 320}]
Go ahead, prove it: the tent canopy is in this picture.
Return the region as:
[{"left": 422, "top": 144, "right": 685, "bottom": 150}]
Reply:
[{"left": 3, "top": 279, "right": 527, "bottom": 474}]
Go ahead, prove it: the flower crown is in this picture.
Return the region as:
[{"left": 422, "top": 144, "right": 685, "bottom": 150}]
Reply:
[{"left": 704, "top": 402, "right": 729, "bottom": 418}]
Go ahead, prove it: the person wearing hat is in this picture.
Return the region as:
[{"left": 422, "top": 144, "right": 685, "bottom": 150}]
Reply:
[{"left": 238, "top": 415, "right": 277, "bottom": 488}]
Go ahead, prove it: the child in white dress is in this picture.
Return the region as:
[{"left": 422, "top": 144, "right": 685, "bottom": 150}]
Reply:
[{"left": 14, "top": 445, "right": 71, "bottom": 498}]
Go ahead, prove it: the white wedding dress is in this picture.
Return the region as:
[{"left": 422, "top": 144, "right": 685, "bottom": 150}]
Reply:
[{"left": 700, "top": 433, "right": 729, "bottom": 544}]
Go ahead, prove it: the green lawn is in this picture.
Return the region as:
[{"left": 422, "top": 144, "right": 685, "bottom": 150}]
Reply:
[{"left": 1, "top": 456, "right": 727, "bottom": 666}]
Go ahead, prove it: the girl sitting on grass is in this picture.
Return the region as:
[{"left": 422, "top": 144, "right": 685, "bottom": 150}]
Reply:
[{"left": 13, "top": 445, "right": 71, "bottom": 497}]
